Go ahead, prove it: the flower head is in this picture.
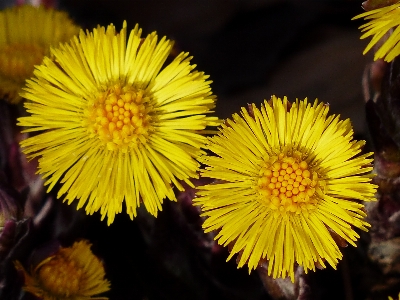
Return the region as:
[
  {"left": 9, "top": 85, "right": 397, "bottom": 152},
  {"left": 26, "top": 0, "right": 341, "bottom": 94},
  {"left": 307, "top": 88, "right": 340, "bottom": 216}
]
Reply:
[
  {"left": 0, "top": 4, "right": 79, "bottom": 103},
  {"left": 15, "top": 240, "right": 110, "bottom": 300},
  {"left": 194, "top": 96, "right": 377, "bottom": 281},
  {"left": 353, "top": 1, "right": 400, "bottom": 62},
  {"left": 18, "top": 22, "right": 219, "bottom": 225}
]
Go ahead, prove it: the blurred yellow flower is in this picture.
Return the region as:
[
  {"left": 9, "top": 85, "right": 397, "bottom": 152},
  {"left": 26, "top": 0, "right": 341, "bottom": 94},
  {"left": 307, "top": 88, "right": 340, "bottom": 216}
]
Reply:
[
  {"left": 0, "top": 4, "right": 79, "bottom": 103},
  {"left": 195, "top": 96, "right": 377, "bottom": 282},
  {"left": 15, "top": 240, "right": 110, "bottom": 300},
  {"left": 353, "top": 1, "right": 400, "bottom": 62},
  {"left": 18, "top": 22, "right": 219, "bottom": 225}
]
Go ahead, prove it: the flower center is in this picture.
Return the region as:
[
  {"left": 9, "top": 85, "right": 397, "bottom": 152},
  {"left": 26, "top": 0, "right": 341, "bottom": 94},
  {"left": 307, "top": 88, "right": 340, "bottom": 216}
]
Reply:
[
  {"left": 38, "top": 255, "right": 83, "bottom": 297},
  {"left": 86, "top": 84, "right": 153, "bottom": 151},
  {"left": 0, "top": 43, "right": 45, "bottom": 82},
  {"left": 257, "top": 152, "right": 322, "bottom": 215}
]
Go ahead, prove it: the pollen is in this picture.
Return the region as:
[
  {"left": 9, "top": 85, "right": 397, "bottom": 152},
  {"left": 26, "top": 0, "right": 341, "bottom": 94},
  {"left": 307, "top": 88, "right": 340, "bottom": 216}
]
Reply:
[
  {"left": 38, "top": 255, "right": 83, "bottom": 297},
  {"left": 86, "top": 84, "right": 153, "bottom": 151},
  {"left": 257, "top": 152, "right": 321, "bottom": 215}
]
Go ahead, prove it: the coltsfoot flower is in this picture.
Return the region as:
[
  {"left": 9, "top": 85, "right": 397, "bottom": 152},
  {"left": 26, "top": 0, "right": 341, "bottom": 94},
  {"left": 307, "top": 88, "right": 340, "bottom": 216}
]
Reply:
[
  {"left": 0, "top": 4, "right": 79, "bottom": 103},
  {"left": 353, "top": 1, "right": 400, "bottom": 62},
  {"left": 194, "top": 96, "right": 377, "bottom": 281},
  {"left": 15, "top": 240, "right": 110, "bottom": 300},
  {"left": 18, "top": 22, "right": 219, "bottom": 225}
]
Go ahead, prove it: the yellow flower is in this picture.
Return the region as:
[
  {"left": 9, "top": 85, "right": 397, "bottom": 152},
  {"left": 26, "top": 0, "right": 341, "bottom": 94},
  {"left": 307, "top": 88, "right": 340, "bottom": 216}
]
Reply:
[
  {"left": 353, "top": 1, "right": 400, "bottom": 62},
  {"left": 194, "top": 96, "right": 377, "bottom": 282},
  {"left": 18, "top": 22, "right": 219, "bottom": 225},
  {"left": 15, "top": 240, "right": 110, "bottom": 300},
  {"left": 0, "top": 4, "right": 79, "bottom": 103}
]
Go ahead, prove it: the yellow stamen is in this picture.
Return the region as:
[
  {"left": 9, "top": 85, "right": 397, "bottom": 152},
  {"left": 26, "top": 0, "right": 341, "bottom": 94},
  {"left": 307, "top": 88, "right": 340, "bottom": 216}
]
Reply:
[
  {"left": 38, "top": 256, "right": 82, "bottom": 297},
  {"left": 86, "top": 84, "right": 153, "bottom": 151},
  {"left": 257, "top": 153, "right": 323, "bottom": 214}
]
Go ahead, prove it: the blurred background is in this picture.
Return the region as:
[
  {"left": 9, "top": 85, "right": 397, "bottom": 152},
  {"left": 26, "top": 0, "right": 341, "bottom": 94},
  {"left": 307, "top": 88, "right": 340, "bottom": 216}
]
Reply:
[{"left": 0, "top": 1, "right": 376, "bottom": 299}]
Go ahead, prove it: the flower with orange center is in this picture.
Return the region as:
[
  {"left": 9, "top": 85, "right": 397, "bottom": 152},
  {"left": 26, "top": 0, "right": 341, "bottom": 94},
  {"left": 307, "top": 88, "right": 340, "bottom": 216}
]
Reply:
[
  {"left": 353, "top": 1, "right": 400, "bottom": 62},
  {"left": 18, "top": 22, "right": 219, "bottom": 224},
  {"left": 194, "top": 96, "right": 377, "bottom": 281},
  {"left": 15, "top": 240, "right": 110, "bottom": 300},
  {"left": 0, "top": 4, "right": 79, "bottom": 103}
]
